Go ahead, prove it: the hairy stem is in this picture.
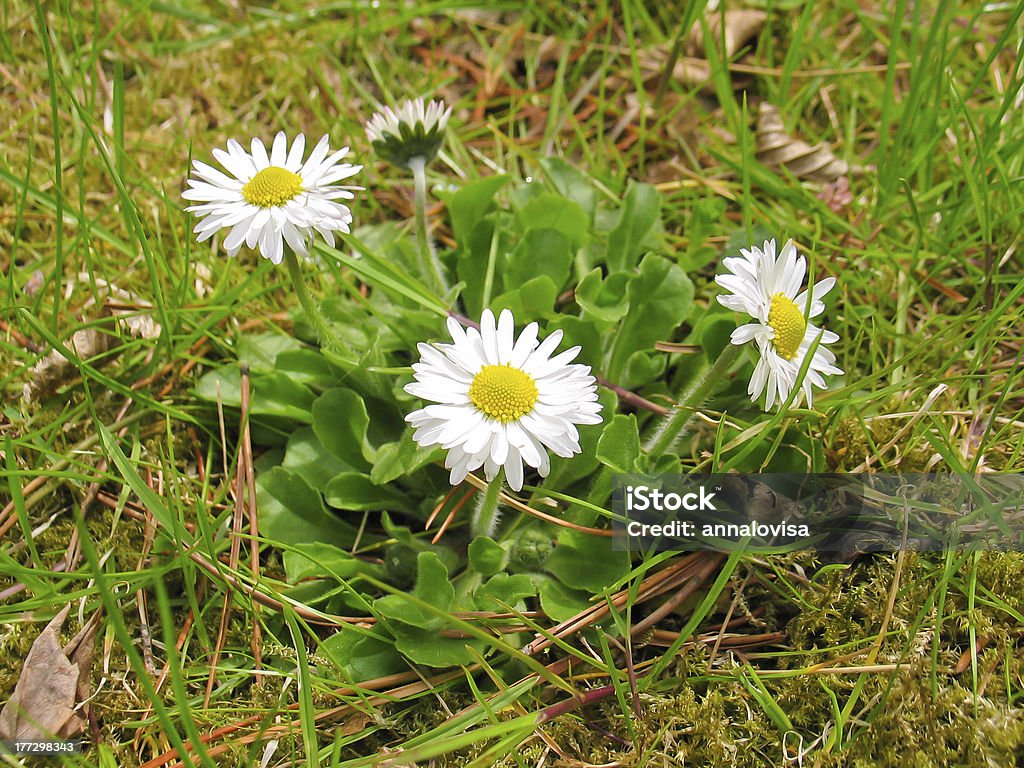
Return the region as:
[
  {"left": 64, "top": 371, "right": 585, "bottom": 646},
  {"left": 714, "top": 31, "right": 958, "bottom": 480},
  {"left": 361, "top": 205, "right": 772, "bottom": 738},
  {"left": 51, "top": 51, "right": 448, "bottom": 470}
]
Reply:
[
  {"left": 644, "top": 343, "right": 742, "bottom": 456},
  {"left": 409, "top": 155, "right": 448, "bottom": 295},
  {"left": 283, "top": 248, "right": 338, "bottom": 349},
  {"left": 471, "top": 469, "right": 505, "bottom": 539}
]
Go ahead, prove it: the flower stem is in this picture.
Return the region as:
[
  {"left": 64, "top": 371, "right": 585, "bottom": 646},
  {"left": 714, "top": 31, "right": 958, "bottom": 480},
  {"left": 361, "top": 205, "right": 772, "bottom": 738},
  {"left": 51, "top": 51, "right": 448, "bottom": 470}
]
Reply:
[
  {"left": 644, "top": 342, "right": 743, "bottom": 457},
  {"left": 283, "top": 249, "right": 338, "bottom": 349},
  {"left": 409, "top": 155, "right": 448, "bottom": 295},
  {"left": 471, "top": 470, "right": 504, "bottom": 538}
]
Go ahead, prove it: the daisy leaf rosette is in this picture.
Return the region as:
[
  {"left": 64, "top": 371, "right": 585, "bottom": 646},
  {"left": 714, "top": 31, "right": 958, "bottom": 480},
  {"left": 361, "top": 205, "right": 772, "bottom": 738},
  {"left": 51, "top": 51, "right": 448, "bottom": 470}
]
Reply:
[
  {"left": 716, "top": 238, "right": 843, "bottom": 410},
  {"left": 365, "top": 97, "right": 451, "bottom": 168},
  {"left": 405, "top": 309, "right": 603, "bottom": 492},
  {"left": 184, "top": 131, "right": 361, "bottom": 264}
]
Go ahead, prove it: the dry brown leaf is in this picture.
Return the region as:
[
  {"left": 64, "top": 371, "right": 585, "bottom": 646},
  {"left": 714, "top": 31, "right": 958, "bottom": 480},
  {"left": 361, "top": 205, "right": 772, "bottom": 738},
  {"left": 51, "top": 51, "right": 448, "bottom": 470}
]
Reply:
[
  {"left": 339, "top": 711, "right": 375, "bottom": 737},
  {"left": 24, "top": 326, "right": 112, "bottom": 401},
  {"left": 23, "top": 269, "right": 45, "bottom": 297},
  {"left": 24, "top": 276, "right": 161, "bottom": 400},
  {"left": 690, "top": 9, "right": 767, "bottom": 59},
  {"left": 636, "top": 9, "right": 765, "bottom": 91},
  {"left": 0, "top": 607, "right": 100, "bottom": 740},
  {"left": 755, "top": 102, "right": 850, "bottom": 182}
]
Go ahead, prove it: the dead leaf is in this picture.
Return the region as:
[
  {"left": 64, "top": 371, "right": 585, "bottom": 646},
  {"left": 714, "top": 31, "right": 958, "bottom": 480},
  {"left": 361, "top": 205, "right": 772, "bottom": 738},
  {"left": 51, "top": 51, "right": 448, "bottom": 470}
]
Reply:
[
  {"left": 818, "top": 176, "right": 854, "bottom": 212},
  {"left": 636, "top": 9, "right": 765, "bottom": 91},
  {"left": 24, "top": 326, "right": 112, "bottom": 401},
  {"left": 689, "top": 9, "right": 767, "bottom": 59},
  {"left": 0, "top": 607, "right": 100, "bottom": 740},
  {"left": 23, "top": 270, "right": 44, "bottom": 296},
  {"left": 755, "top": 102, "right": 850, "bottom": 182},
  {"left": 339, "top": 711, "right": 375, "bottom": 737},
  {"left": 24, "top": 276, "right": 161, "bottom": 400}
]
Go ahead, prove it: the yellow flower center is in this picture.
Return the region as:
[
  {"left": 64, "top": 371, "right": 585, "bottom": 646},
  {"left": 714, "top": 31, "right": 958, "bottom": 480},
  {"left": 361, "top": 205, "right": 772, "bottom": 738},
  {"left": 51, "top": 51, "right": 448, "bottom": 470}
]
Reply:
[
  {"left": 468, "top": 364, "right": 538, "bottom": 423},
  {"left": 767, "top": 293, "right": 806, "bottom": 360},
  {"left": 242, "top": 166, "right": 303, "bottom": 208}
]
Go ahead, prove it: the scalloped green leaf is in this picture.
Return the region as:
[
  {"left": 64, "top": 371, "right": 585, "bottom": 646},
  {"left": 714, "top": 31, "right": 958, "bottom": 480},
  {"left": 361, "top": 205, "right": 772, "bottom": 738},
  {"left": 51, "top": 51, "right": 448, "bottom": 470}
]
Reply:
[
  {"left": 504, "top": 228, "right": 573, "bottom": 291},
  {"left": 545, "top": 528, "right": 629, "bottom": 594},
  {"left": 256, "top": 466, "right": 358, "bottom": 549},
  {"left": 444, "top": 175, "right": 510, "bottom": 245},
  {"left": 596, "top": 414, "right": 641, "bottom": 474},
  {"left": 515, "top": 192, "right": 589, "bottom": 250},
  {"left": 324, "top": 472, "right": 410, "bottom": 512},
  {"left": 468, "top": 536, "right": 507, "bottom": 577},
  {"left": 605, "top": 181, "right": 662, "bottom": 272},
  {"left": 606, "top": 253, "right": 693, "bottom": 380},
  {"left": 282, "top": 427, "right": 354, "bottom": 491},
  {"left": 312, "top": 388, "right": 373, "bottom": 470}
]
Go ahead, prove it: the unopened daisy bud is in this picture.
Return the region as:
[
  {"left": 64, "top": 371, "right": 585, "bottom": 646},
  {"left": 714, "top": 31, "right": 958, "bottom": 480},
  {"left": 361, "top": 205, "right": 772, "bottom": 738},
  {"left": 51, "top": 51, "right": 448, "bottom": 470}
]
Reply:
[
  {"left": 184, "top": 132, "right": 361, "bottom": 264},
  {"left": 716, "top": 238, "right": 843, "bottom": 410},
  {"left": 365, "top": 97, "right": 451, "bottom": 168},
  {"left": 405, "top": 309, "right": 603, "bottom": 492}
]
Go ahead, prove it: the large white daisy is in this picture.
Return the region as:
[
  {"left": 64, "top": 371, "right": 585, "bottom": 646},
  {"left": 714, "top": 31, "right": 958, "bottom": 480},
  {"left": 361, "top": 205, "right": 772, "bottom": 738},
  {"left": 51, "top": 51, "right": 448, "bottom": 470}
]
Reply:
[
  {"left": 405, "top": 309, "right": 603, "bottom": 492},
  {"left": 716, "top": 238, "right": 843, "bottom": 410},
  {"left": 183, "top": 132, "right": 361, "bottom": 264}
]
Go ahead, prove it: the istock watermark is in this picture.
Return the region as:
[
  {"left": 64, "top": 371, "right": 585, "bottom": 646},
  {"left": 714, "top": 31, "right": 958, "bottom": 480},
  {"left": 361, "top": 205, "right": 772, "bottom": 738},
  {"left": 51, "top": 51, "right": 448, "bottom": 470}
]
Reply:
[{"left": 610, "top": 474, "right": 1024, "bottom": 552}]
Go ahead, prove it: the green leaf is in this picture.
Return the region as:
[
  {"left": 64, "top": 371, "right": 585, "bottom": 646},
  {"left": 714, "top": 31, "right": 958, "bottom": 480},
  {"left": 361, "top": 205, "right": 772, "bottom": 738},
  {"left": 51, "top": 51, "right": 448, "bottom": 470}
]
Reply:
[
  {"left": 545, "top": 528, "right": 629, "bottom": 594},
  {"left": 596, "top": 414, "right": 641, "bottom": 473},
  {"left": 236, "top": 332, "right": 304, "bottom": 373},
  {"left": 445, "top": 175, "right": 510, "bottom": 245},
  {"left": 468, "top": 536, "right": 507, "bottom": 577},
  {"left": 275, "top": 349, "right": 338, "bottom": 389},
  {"left": 605, "top": 182, "right": 662, "bottom": 272},
  {"left": 574, "top": 268, "right": 633, "bottom": 324},
  {"left": 456, "top": 219, "right": 502, "bottom": 317},
  {"left": 371, "top": 430, "right": 443, "bottom": 485},
  {"left": 475, "top": 573, "right": 536, "bottom": 610},
  {"left": 321, "top": 625, "right": 407, "bottom": 681},
  {"left": 376, "top": 551, "right": 455, "bottom": 629},
  {"left": 389, "top": 622, "right": 479, "bottom": 668},
  {"left": 700, "top": 316, "right": 737, "bottom": 361},
  {"left": 504, "top": 228, "right": 573, "bottom": 291},
  {"left": 282, "top": 427, "right": 355, "bottom": 491},
  {"left": 284, "top": 542, "right": 383, "bottom": 583},
  {"left": 312, "top": 388, "right": 373, "bottom": 470},
  {"left": 607, "top": 253, "right": 693, "bottom": 380},
  {"left": 491, "top": 275, "right": 558, "bottom": 317},
  {"left": 540, "top": 157, "right": 597, "bottom": 220},
  {"left": 515, "top": 193, "right": 589, "bottom": 251},
  {"left": 534, "top": 575, "right": 593, "bottom": 622},
  {"left": 256, "top": 467, "right": 359, "bottom": 549},
  {"left": 324, "top": 472, "right": 410, "bottom": 512},
  {"left": 679, "top": 196, "right": 729, "bottom": 271},
  {"left": 622, "top": 350, "right": 667, "bottom": 389},
  {"left": 195, "top": 368, "right": 314, "bottom": 422}
]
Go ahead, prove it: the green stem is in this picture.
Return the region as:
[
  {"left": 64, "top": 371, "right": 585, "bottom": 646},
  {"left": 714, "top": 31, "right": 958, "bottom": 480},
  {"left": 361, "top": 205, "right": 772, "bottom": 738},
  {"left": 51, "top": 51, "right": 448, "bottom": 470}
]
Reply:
[
  {"left": 409, "top": 155, "right": 448, "bottom": 295},
  {"left": 471, "top": 470, "right": 505, "bottom": 539},
  {"left": 644, "top": 342, "right": 743, "bottom": 457},
  {"left": 283, "top": 248, "right": 338, "bottom": 349}
]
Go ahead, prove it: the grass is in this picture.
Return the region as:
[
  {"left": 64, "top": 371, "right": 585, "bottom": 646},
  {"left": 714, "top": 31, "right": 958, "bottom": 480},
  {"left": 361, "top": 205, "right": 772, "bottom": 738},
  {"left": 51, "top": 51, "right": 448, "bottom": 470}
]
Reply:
[{"left": 1, "top": 1, "right": 1023, "bottom": 766}]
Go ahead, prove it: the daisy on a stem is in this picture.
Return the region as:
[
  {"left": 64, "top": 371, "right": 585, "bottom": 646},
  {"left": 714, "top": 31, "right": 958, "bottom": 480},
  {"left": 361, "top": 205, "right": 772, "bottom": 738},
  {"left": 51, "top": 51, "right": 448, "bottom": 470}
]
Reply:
[
  {"left": 184, "top": 131, "right": 361, "bottom": 346},
  {"left": 365, "top": 97, "right": 452, "bottom": 295},
  {"left": 646, "top": 238, "right": 842, "bottom": 456},
  {"left": 405, "top": 308, "right": 602, "bottom": 537},
  {"left": 716, "top": 238, "right": 843, "bottom": 409}
]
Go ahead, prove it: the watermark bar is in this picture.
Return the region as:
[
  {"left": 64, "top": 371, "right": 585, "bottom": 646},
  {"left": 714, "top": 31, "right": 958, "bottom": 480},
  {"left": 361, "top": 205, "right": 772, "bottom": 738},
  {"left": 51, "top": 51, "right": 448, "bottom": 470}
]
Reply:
[
  {"left": 0, "top": 739, "right": 85, "bottom": 755},
  {"left": 611, "top": 474, "right": 1024, "bottom": 552}
]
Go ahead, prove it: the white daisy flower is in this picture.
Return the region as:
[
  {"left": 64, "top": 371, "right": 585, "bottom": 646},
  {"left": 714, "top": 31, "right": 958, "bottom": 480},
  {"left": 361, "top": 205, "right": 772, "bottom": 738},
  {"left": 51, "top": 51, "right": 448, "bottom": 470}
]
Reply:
[
  {"left": 183, "top": 132, "right": 361, "bottom": 264},
  {"left": 405, "top": 309, "right": 603, "bottom": 492},
  {"left": 716, "top": 238, "right": 843, "bottom": 410},
  {"left": 365, "top": 97, "right": 451, "bottom": 167}
]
